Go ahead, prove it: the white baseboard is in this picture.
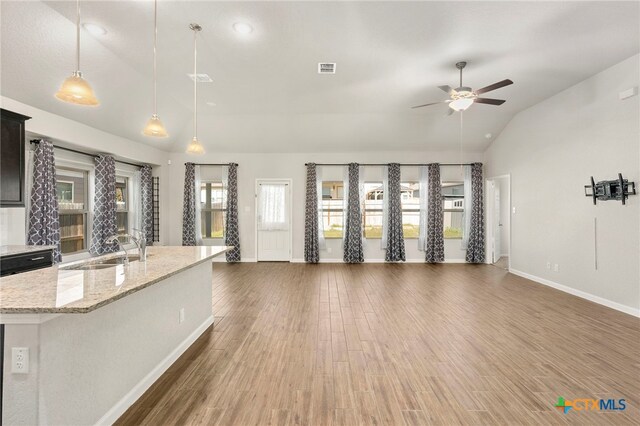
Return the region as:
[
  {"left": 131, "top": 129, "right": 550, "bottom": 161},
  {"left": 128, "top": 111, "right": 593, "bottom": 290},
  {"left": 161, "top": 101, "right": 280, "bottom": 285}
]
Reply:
[
  {"left": 510, "top": 269, "right": 640, "bottom": 318},
  {"left": 211, "top": 257, "right": 256, "bottom": 263},
  {"left": 291, "top": 258, "right": 467, "bottom": 264},
  {"left": 97, "top": 315, "right": 215, "bottom": 425}
]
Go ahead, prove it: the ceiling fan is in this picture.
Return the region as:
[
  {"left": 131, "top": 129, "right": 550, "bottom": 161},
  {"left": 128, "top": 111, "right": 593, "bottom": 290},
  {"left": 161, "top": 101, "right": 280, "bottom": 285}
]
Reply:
[{"left": 412, "top": 61, "right": 513, "bottom": 114}]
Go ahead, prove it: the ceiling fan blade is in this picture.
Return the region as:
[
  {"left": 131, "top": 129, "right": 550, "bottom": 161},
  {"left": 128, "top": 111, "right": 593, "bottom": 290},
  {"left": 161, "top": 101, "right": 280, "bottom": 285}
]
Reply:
[
  {"left": 411, "top": 101, "right": 447, "bottom": 109},
  {"left": 474, "top": 98, "right": 506, "bottom": 105},
  {"left": 438, "top": 85, "right": 454, "bottom": 94},
  {"left": 474, "top": 79, "right": 513, "bottom": 95}
]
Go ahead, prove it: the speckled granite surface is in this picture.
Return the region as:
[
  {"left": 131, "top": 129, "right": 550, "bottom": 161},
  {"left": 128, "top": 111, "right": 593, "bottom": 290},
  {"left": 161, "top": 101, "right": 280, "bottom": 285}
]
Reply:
[
  {"left": 0, "top": 246, "right": 230, "bottom": 314},
  {"left": 0, "top": 245, "right": 56, "bottom": 257}
]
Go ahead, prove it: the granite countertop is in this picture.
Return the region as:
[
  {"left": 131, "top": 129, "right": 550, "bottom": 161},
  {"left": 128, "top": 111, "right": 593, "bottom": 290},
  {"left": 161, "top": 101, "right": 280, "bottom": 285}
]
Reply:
[
  {"left": 0, "top": 246, "right": 230, "bottom": 314},
  {"left": 0, "top": 245, "right": 57, "bottom": 257}
]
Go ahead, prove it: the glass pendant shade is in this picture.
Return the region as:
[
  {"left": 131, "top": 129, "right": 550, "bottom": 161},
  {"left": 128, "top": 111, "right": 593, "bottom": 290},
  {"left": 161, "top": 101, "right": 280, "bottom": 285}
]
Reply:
[
  {"left": 55, "top": 71, "right": 99, "bottom": 106},
  {"left": 449, "top": 98, "right": 474, "bottom": 112},
  {"left": 186, "top": 137, "right": 205, "bottom": 155},
  {"left": 142, "top": 114, "right": 168, "bottom": 137}
]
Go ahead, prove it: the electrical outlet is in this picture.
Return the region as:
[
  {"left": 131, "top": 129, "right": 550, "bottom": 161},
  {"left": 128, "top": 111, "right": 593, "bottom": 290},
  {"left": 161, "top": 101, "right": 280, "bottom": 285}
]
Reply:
[
  {"left": 546, "top": 262, "right": 551, "bottom": 270},
  {"left": 179, "top": 308, "right": 185, "bottom": 324},
  {"left": 553, "top": 264, "right": 559, "bottom": 272},
  {"left": 12, "top": 347, "right": 29, "bottom": 374}
]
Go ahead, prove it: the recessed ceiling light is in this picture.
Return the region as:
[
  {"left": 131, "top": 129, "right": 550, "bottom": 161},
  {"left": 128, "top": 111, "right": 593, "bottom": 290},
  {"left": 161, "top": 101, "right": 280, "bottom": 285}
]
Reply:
[
  {"left": 83, "top": 23, "right": 107, "bottom": 36},
  {"left": 233, "top": 22, "right": 253, "bottom": 34},
  {"left": 485, "top": 133, "right": 493, "bottom": 139},
  {"left": 206, "top": 101, "right": 216, "bottom": 107}
]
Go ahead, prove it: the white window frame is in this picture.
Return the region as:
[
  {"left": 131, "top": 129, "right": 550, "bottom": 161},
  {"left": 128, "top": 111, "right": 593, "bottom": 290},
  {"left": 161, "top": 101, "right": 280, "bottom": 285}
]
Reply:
[
  {"left": 363, "top": 181, "right": 384, "bottom": 239},
  {"left": 442, "top": 181, "right": 465, "bottom": 240},
  {"left": 200, "top": 180, "right": 227, "bottom": 241},
  {"left": 400, "top": 181, "right": 420, "bottom": 239},
  {"left": 321, "top": 180, "right": 344, "bottom": 239}
]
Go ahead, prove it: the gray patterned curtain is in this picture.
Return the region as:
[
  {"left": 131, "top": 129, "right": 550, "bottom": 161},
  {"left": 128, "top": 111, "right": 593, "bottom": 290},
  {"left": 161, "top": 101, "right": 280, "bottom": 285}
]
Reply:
[
  {"left": 385, "top": 163, "right": 405, "bottom": 262},
  {"left": 425, "top": 163, "right": 444, "bottom": 263},
  {"left": 90, "top": 155, "right": 118, "bottom": 255},
  {"left": 343, "top": 163, "right": 364, "bottom": 263},
  {"left": 304, "top": 163, "right": 319, "bottom": 263},
  {"left": 182, "top": 162, "right": 196, "bottom": 246},
  {"left": 225, "top": 163, "right": 241, "bottom": 262},
  {"left": 140, "top": 165, "right": 154, "bottom": 245},
  {"left": 26, "top": 140, "right": 62, "bottom": 262},
  {"left": 465, "top": 163, "right": 485, "bottom": 263}
]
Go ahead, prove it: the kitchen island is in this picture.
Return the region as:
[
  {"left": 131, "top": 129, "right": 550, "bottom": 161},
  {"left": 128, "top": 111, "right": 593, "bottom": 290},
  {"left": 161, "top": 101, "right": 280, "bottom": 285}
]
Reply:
[{"left": 0, "top": 246, "right": 229, "bottom": 425}]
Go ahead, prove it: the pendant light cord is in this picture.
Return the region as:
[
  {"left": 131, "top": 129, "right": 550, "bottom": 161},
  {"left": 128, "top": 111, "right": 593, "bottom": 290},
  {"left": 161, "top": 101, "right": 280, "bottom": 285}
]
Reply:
[
  {"left": 193, "top": 27, "right": 198, "bottom": 139},
  {"left": 76, "top": 0, "right": 80, "bottom": 72},
  {"left": 153, "top": 0, "right": 158, "bottom": 114}
]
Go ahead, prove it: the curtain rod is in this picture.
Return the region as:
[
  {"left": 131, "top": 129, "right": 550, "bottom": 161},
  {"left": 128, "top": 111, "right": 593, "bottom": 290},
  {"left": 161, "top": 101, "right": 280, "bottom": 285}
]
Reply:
[
  {"left": 304, "top": 163, "right": 477, "bottom": 167},
  {"left": 186, "top": 163, "right": 237, "bottom": 166},
  {"left": 30, "top": 140, "right": 145, "bottom": 168}
]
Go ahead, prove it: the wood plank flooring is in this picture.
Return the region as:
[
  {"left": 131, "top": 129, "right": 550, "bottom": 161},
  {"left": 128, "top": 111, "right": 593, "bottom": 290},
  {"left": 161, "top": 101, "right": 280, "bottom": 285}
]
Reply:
[{"left": 116, "top": 263, "right": 640, "bottom": 425}]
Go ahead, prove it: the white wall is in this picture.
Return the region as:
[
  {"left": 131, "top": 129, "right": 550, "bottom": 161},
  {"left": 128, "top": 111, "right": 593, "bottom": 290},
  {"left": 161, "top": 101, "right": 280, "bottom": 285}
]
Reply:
[
  {"left": 167, "top": 151, "right": 484, "bottom": 262},
  {"left": 484, "top": 54, "right": 640, "bottom": 313},
  {"left": 0, "top": 96, "right": 171, "bottom": 248}
]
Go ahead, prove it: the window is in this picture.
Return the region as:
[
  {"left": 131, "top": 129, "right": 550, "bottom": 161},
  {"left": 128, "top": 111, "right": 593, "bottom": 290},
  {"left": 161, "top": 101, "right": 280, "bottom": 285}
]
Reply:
[
  {"left": 116, "top": 176, "right": 129, "bottom": 236},
  {"left": 443, "top": 182, "right": 464, "bottom": 239},
  {"left": 363, "top": 182, "right": 383, "bottom": 238},
  {"left": 322, "top": 181, "right": 344, "bottom": 238},
  {"left": 401, "top": 182, "right": 420, "bottom": 238},
  {"left": 200, "top": 181, "right": 227, "bottom": 238},
  {"left": 56, "top": 167, "right": 88, "bottom": 254}
]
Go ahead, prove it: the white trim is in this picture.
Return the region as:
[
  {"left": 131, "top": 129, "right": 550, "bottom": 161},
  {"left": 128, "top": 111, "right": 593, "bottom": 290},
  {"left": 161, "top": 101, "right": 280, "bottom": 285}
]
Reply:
[
  {"left": 290, "top": 258, "right": 467, "bottom": 264},
  {"left": 0, "top": 313, "right": 61, "bottom": 324},
  {"left": 96, "top": 315, "right": 214, "bottom": 426},
  {"left": 509, "top": 269, "right": 640, "bottom": 318}
]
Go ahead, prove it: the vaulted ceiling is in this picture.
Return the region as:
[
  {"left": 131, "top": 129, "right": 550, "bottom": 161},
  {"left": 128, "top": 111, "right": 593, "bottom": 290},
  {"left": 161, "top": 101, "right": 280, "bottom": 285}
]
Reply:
[{"left": 1, "top": 1, "right": 638, "bottom": 153}]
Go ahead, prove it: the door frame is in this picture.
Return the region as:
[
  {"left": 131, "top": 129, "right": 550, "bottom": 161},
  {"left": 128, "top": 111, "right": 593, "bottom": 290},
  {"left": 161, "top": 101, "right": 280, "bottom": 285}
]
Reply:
[
  {"left": 254, "top": 178, "right": 293, "bottom": 262},
  {"left": 485, "top": 174, "right": 511, "bottom": 271}
]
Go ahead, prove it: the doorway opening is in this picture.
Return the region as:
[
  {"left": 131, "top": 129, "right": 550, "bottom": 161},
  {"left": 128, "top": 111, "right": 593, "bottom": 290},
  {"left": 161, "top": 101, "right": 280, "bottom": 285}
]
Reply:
[{"left": 486, "top": 175, "right": 511, "bottom": 271}]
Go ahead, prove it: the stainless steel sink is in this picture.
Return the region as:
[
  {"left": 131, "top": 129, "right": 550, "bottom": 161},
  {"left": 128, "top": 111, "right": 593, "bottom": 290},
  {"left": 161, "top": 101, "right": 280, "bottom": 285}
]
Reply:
[
  {"left": 62, "top": 254, "right": 150, "bottom": 271},
  {"left": 68, "top": 263, "right": 117, "bottom": 271}
]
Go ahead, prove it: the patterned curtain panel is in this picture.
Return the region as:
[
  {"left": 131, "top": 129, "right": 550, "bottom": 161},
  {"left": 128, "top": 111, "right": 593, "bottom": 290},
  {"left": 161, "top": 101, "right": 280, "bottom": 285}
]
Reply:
[
  {"left": 140, "top": 165, "right": 154, "bottom": 245},
  {"left": 26, "top": 140, "right": 62, "bottom": 263},
  {"left": 425, "top": 163, "right": 444, "bottom": 263},
  {"left": 343, "top": 163, "right": 364, "bottom": 263},
  {"left": 225, "top": 163, "right": 241, "bottom": 262},
  {"left": 465, "top": 163, "right": 485, "bottom": 263},
  {"left": 90, "top": 155, "right": 118, "bottom": 255},
  {"left": 385, "top": 163, "right": 406, "bottom": 262},
  {"left": 182, "top": 162, "right": 196, "bottom": 246},
  {"left": 304, "top": 163, "right": 319, "bottom": 263}
]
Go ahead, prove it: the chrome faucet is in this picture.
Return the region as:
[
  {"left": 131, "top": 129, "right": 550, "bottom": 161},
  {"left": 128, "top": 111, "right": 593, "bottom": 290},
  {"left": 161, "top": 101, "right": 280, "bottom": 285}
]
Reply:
[
  {"left": 105, "top": 234, "right": 130, "bottom": 266},
  {"left": 131, "top": 229, "right": 147, "bottom": 262}
]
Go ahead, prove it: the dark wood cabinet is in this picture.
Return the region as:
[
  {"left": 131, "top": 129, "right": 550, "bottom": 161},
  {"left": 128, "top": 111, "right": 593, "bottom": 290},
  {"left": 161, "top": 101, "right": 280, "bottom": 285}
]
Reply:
[
  {"left": 1, "top": 109, "right": 31, "bottom": 207},
  {"left": 0, "top": 249, "right": 54, "bottom": 276}
]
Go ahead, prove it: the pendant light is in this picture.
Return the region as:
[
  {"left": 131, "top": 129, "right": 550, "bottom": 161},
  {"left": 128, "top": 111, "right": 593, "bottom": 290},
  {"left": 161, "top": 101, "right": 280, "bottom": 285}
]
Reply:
[
  {"left": 142, "top": 0, "right": 168, "bottom": 137},
  {"left": 55, "top": 0, "right": 99, "bottom": 106},
  {"left": 186, "top": 23, "right": 205, "bottom": 155}
]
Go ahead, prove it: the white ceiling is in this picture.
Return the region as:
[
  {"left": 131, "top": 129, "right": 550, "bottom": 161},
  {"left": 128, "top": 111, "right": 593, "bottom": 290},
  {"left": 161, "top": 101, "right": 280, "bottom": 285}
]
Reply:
[{"left": 1, "top": 1, "right": 638, "bottom": 153}]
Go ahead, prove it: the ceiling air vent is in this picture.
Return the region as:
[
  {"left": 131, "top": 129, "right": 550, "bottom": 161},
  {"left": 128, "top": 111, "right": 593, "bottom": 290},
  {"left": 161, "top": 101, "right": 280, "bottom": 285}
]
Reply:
[
  {"left": 187, "top": 73, "right": 213, "bottom": 83},
  {"left": 318, "top": 63, "right": 336, "bottom": 74}
]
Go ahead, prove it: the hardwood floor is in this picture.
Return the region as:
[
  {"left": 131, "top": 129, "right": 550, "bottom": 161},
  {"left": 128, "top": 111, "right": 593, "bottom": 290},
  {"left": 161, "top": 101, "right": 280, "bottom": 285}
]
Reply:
[{"left": 116, "top": 263, "right": 640, "bottom": 425}]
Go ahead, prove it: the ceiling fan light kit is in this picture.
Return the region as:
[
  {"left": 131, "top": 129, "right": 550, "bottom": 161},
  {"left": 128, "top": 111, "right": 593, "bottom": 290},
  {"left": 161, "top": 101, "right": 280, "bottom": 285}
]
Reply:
[
  {"left": 55, "top": 0, "right": 99, "bottom": 106},
  {"left": 412, "top": 61, "right": 513, "bottom": 113}
]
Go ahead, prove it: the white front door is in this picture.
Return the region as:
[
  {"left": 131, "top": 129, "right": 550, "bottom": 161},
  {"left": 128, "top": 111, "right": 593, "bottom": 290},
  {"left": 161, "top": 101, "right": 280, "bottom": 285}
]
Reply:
[
  {"left": 493, "top": 185, "right": 501, "bottom": 263},
  {"left": 256, "top": 180, "right": 291, "bottom": 261}
]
